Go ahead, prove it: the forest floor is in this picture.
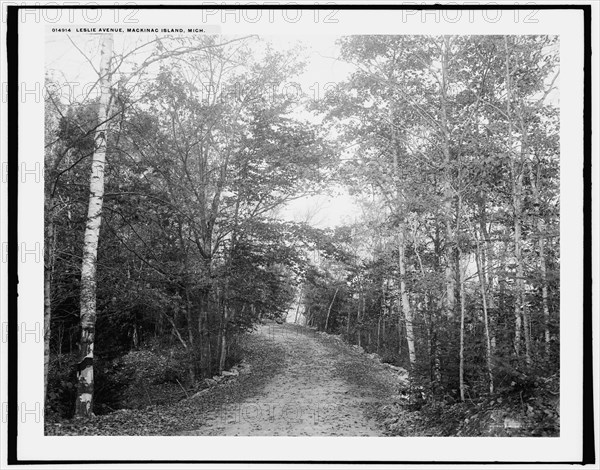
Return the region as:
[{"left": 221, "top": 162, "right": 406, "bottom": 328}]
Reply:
[{"left": 46, "top": 322, "right": 407, "bottom": 436}]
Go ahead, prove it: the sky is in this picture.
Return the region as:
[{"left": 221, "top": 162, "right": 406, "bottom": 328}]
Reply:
[
  {"left": 255, "top": 36, "right": 360, "bottom": 229},
  {"left": 45, "top": 33, "right": 360, "bottom": 229},
  {"left": 45, "top": 33, "right": 560, "bottom": 232}
]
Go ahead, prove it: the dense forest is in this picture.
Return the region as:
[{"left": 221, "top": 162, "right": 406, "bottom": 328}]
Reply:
[{"left": 45, "top": 34, "right": 560, "bottom": 435}]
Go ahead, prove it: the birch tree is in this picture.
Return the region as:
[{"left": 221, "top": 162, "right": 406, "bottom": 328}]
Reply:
[{"left": 75, "top": 33, "right": 114, "bottom": 417}]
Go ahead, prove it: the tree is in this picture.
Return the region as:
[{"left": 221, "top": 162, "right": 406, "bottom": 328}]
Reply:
[
  {"left": 75, "top": 33, "right": 114, "bottom": 417},
  {"left": 316, "top": 34, "right": 559, "bottom": 399},
  {"left": 45, "top": 33, "right": 560, "bottom": 425}
]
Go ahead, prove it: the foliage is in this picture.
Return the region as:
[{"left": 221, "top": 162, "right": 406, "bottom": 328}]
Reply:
[{"left": 45, "top": 34, "right": 559, "bottom": 435}]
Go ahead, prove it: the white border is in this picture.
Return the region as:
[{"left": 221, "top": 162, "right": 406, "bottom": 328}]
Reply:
[{"left": 5, "top": 1, "right": 596, "bottom": 466}]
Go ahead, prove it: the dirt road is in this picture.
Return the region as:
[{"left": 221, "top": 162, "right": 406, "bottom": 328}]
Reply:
[{"left": 185, "top": 322, "right": 399, "bottom": 436}]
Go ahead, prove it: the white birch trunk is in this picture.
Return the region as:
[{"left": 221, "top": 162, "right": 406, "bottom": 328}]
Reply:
[
  {"left": 390, "top": 105, "right": 416, "bottom": 368},
  {"left": 504, "top": 36, "right": 526, "bottom": 362},
  {"left": 75, "top": 34, "right": 113, "bottom": 417},
  {"left": 398, "top": 226, "right": 416, "bottom": 367}
]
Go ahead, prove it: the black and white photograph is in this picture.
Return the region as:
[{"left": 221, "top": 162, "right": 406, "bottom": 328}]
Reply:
[{"left": 2, "top": 2, "right": 596, "bottom": 466}]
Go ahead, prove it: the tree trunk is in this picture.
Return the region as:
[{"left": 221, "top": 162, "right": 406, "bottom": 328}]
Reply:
[
  {"left": 163, "top": 311, "right": 188, "bottom": 350},
  {"left": 294, "top": 285, "right": 303, "bottom": 324},
  {"left": 478, "top": 198, "right": 497, "bottom": 353},
  {"left": 431, "top": 323, "right": 442, "bottom": 395},
  {"left": 515, "top": 171, "right": 532, "bottom": 365},
  {"left": 218, "top": 304, "right": 229, "bottom": 374},
  {"left": 391, "top": 106, "right": 416, "bottom": 367},
  {"left": 43, "top": 204, "right": 55, "bottom": 405},
  {"left": 474, "top": 235, "right": 495, "bottom": 394},
  {"left": 398, "top": 226, "right": 416, "bottom": 367},
  {"left": 198, "top": 288, "right": 211, "bottom": 378},
  {"left": 182, "top": 284, "right": 196, "bottom": 383},
  {"left": 185, "top": 293, "right": 194, "bottom": 347},
  {"left": 356, "top": 277, "right": 363, "bottom": 347},
  {"left": 75, "top": 33, "right": 114, "bottom": 418},
  {"left": 529, "top": 159, "right": 551, "bottom": 357},
  {"left": 499, "top": 228, "right": 509, "bottom": 342},
  {"left": 324, "top": 287, "right": 339, "bottom": 332},
  {"left": 458, "top": 247, "right": 466, "bottom": 402},
  {"left": 504, "top": 36, "right": 531, "bottom": 366},
  {"left": 356, "top": 293, "right": 362, "bottom": 348},
  {"left": 219, "top": 190, "right": 239, "bottom": 373},
  {"left": 44, "top": 191, "right": 57, "bottom": 405},
  {"left": 462, "top": 185, "right": 494, "bottom": 394},
  {"left": 440, "top": 35, "right": 456, "bottom": 320},
  {"left": 377, "top": 316, "right": 381, "bottom": 353},
  {"left": 346, "top": 305, "right": 350, "bottom": 338}
]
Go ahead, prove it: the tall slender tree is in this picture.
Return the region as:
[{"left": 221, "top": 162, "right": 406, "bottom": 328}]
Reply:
[{"left": 75, "top": 33, "right": 114, "bottom": 417}]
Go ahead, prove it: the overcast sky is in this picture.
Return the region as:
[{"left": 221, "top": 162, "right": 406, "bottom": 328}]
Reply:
[{"left": 46, "top": 33, "right": 360, "bottom": 229}]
